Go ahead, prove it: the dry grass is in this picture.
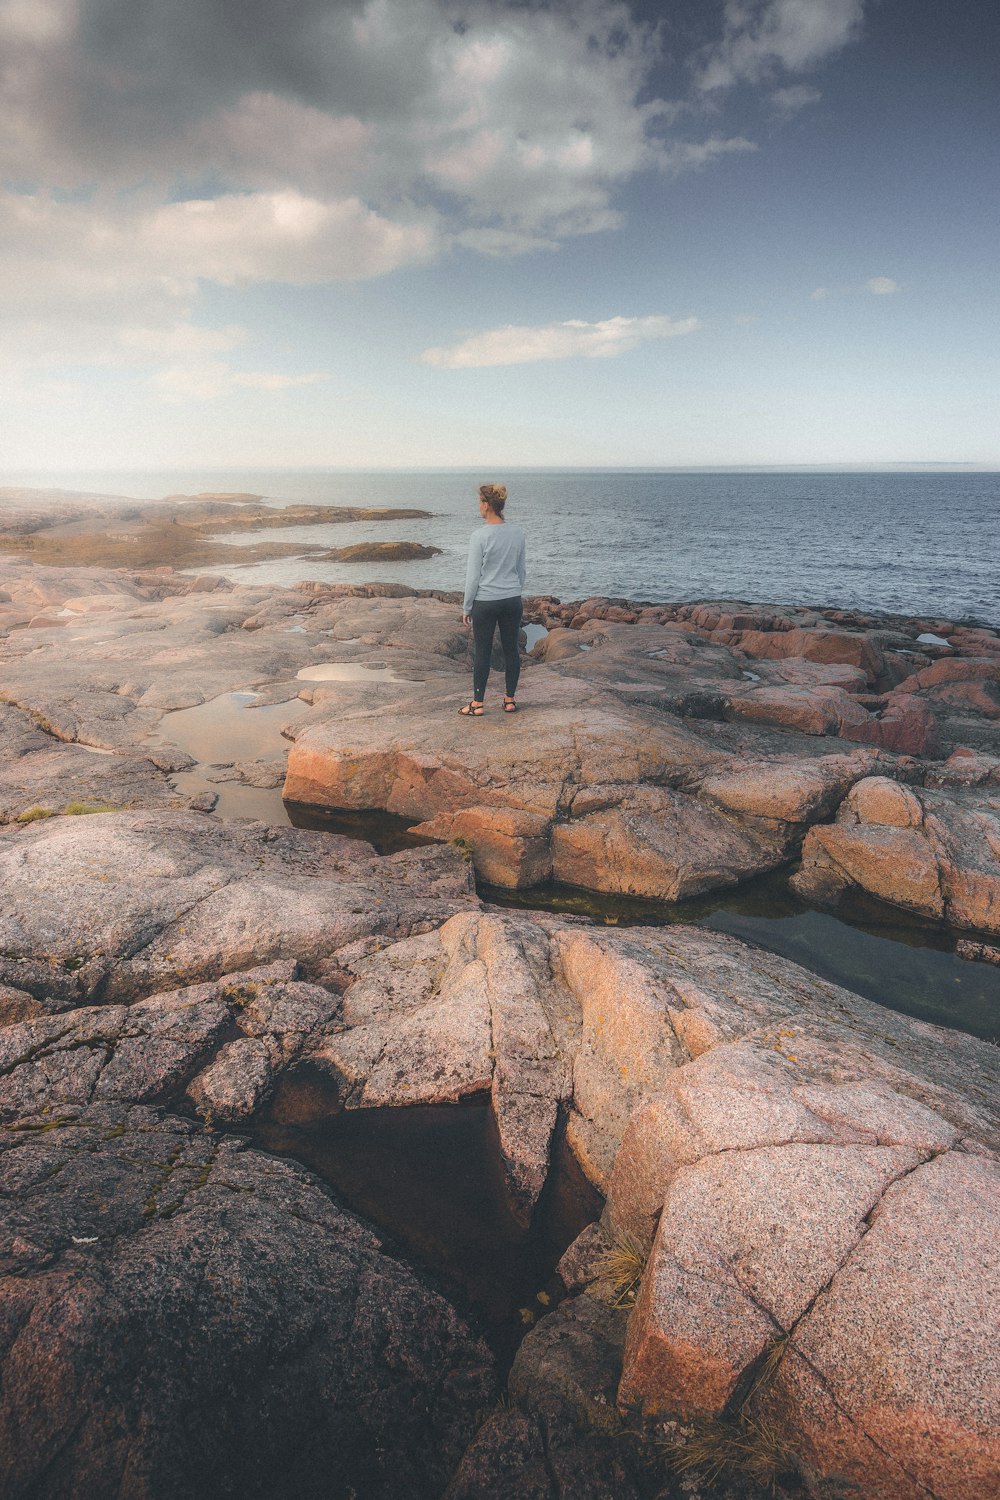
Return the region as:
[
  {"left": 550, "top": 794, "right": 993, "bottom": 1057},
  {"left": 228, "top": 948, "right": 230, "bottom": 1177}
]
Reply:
[
  {"left": 16, "top": 806, "right": 56, "bottom": 822},
  {"left": 661, "top": 1335, "right": 798, "bottom": 1493},
  {"left": 593, "top": 1228, "right": 647, "bottom": 1307},
  {"left": 667, "top": 1412, "right": 797, "bottom": 1491}
]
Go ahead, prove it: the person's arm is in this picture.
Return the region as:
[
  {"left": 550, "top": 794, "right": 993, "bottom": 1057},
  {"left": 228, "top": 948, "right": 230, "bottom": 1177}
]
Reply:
[
  {"left": 516, "top": 531, "right": 526, "bottom": 591},
  {"left": 463, "top": 531, "right": 484, "bottom": 618}
]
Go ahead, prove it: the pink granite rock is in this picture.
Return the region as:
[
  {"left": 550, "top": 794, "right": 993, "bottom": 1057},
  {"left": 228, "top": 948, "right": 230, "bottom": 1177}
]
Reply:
[
  {"left": 841, "top": 691, "right": 941, "bottom": 754},
  {"left": 725, "top": 683, "right": 872, "bottom": 737},
  {"left": 759, "top": 1151, "right": 1000, "bottom": 1500},
  {"left": 795, "top": 776, "right": 1000, "bottom": 935},
  {"left": 729, "top": 626, "right": 887, "bottom": 683},
  {"left": 618, "top": 1143, "right": 921, "bottom": 1415}
]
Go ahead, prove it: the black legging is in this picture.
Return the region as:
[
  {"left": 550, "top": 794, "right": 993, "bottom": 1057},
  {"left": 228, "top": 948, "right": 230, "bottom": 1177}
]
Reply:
[{"left": 471, "top": 595, "right": 522, "bottom": 701}]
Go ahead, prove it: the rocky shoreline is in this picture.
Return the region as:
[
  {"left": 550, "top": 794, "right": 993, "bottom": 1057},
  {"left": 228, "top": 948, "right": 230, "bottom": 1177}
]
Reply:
[{"left": 1, "top": 489, "right": 998, "bottom": 1499}]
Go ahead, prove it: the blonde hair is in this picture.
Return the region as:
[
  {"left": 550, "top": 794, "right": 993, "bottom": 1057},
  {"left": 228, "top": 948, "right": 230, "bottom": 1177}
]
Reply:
[{"left": 478, "top": 482, "right": 508, "bottom": 516}]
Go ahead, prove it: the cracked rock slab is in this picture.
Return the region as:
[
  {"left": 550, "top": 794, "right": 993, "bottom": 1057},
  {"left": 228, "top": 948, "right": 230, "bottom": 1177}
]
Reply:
[
  {"left": 758, "top": 1151, "right": 1000, "bottom": 1500},
  {"left": 0, "top": 966, "right": 341, "bottom": 1125},
  {"left": 311, "top": 912, "right": 575, "bottom": 1220},
  {"left": 0, "top": 808, "right": 477, "bottom": 999},
  {"left": 618, "top": 1143, "right": 924, "bottom": 1416}
]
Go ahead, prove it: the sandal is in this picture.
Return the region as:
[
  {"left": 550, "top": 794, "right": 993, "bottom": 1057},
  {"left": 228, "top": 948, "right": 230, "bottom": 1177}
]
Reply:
[
  {"left": 503, "top": 697, "right": 518, "bottom": 713},
  {"left": 459, "top": 700, "right": 485, "bottom": 716}
]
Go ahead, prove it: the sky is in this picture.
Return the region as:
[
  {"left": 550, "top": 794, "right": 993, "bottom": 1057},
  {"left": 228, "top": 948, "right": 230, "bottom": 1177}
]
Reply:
[{"left": 1, "top": 0, "right": 997, "bottom": 470}]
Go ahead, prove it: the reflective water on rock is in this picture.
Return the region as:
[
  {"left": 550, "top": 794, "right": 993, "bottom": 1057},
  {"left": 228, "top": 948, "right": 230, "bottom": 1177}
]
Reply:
[
  {"left": 253, "top": 1070, "right": 602, "bottom": 1369},
  {"left": 154, "top": 691, "right": 312, "bottom": 826},
  {"left": 157, "top": 690, "right": 310, "bottom": 762},
  {"left": 295, "top": 662, "right": 421, "bottom": 683},
  {"left": 485, "top": 871, "right": 1000, "bottom": 1043},
  {"left": 285, "top": 802, "right": 434, "bottom": 852}
]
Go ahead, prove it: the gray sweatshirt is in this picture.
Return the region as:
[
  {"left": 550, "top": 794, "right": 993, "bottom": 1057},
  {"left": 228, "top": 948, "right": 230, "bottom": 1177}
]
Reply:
[{"left": 463, "top": 523, "right": 526, "bottom": 615}]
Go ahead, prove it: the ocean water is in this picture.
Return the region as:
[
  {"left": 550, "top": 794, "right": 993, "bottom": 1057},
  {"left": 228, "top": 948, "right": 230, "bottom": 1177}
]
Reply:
[{"left": 8, "top": 468, "right": 998, "bottom": 623}]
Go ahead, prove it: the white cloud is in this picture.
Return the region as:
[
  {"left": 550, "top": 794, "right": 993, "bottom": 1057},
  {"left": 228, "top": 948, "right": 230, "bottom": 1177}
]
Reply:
[
  {"left": 421, "top": 314, "right": 701, "bottom": 369},
  {"left": 151, "top": 362, "right": 329, "bottom": 402},
  {"left": 661, "top": 136, "right": 758, "bottom": 173},
  {"left": 698, "top": 0, "right": 865, "bottom": 91},
  {"left": 120, "top": 323, "right": 247, "bottom": 357},
  {"left": 771, "top": 84, "right": 822, "bottom": 113},
  {"left": 0, "top": 0, "right": 868, "bottom": 394},
  {"left": 811, "top": 286, "right": 830, "bottom": 300},
  {"left": 0, "top": 0, "right": 669, "bottom": 250},
  {"left": 0, "top": 185, "right": 435, "bottom": 372},
  {"left": 866, "top": 276, "right": 900, "bottom": 295}
]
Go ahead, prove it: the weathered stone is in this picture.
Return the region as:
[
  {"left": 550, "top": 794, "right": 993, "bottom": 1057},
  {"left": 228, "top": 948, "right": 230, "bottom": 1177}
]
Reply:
[
  {"left": 730, "top": 626, "right": 887, "bottom": 683},
  {"left": 795, "top": 777, "right": 1000, "bottom": 935},
  {"left": 619, "top": 1144, "right": 921, "bottom": 1416},
  {"left": 698, "top": 752, "right": 875, "bottom": 825},
  {"left": 759, "top": 1152, "right": 1000, "bottom": 1500},
  {"left": 311, "top": 913, "right": 573, "bottom": 1218},
  {"left": 0, "top": 702, "right": 175, "bottom": 824},
  {"left": 0, "top": 1105, "right": 495, "bottom": 1499},
  {"left": 0, "top": 965, "right": 340, "bottom": 1125},
  {"left": 725, "top": 683, "right": 872, "bottom": 737},
  {"left": 550, "top": 784, "right": 787, "bottom": 901},
  {"left": 0, "top": 809, "right": 477, "bottom": 999},
  {"left": 841, "top": 691, "right": 941, "bottom": 754}
]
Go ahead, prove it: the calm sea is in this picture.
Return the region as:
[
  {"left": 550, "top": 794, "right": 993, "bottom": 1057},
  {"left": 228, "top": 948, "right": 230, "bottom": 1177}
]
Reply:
[{"left": 9, "top": 469, "right": 999, "bottom": 624}]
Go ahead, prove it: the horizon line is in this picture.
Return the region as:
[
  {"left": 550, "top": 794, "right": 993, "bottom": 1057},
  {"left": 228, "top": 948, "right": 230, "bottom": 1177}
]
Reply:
[{"left": 2, "top": 462, "right": 997, "bottom": 476}]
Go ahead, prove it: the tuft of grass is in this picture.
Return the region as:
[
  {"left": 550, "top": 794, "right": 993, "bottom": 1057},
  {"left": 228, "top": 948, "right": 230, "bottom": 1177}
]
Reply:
[
  {"left": 63, "top": 800, "right": 121, "bottom": 816},
  {"left": 16, "top": 806, "right": 56, "bottom": 823},
  {"left": 450, "top": 835, "right": 475, "bottom": 862},
  {"left": 665, "top": 1412, "right": 797, "bottom": 1492},
  {"left": 594, "top": 1228, "right": 647, "bottom": 1307},
  {"left": 660, "top": 1334, "right": 798, "bottom": 1494}
]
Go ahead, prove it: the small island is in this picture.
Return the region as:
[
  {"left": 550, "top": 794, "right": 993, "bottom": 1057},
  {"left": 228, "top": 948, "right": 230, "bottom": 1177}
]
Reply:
[{"left": 0, "top": 488, "right": 434, "bottom": 571}]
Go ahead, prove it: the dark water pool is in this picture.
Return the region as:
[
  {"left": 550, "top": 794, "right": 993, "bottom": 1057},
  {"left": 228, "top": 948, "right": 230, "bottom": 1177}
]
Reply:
[
  {"left": 484, "top": 871, "right": 1000, "bottom": 1044},
  {"left": 287, "top": 801, "right": 1000, "bottom": 1041},
  {"left": 252, "top": 1069, "right": 602, "bottom": 1369}
]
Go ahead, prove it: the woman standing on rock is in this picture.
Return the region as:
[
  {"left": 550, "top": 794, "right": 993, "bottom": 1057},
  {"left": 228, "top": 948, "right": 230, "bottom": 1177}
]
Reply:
[{"left": 460, "top": 483, "right": 526, "bottom": 716}]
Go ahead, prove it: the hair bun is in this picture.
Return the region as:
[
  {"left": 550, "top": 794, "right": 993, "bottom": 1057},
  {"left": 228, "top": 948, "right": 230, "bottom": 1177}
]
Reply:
[{"left": 478, "top": 482, "right": 508, "bottom": 514}]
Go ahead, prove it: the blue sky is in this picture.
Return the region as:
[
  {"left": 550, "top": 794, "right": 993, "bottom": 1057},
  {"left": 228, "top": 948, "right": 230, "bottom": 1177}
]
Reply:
[{"left": 1, "top": 0, "right": 997, "bottom": 469}]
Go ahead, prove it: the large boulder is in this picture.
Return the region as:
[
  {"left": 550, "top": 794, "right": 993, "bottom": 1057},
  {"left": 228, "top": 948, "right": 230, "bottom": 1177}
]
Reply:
[
  {"left": 0, "top": 809, "right": 477, "bottom": 1000},
  {"left": 758, "top": 1151, "right": 1000, "bottom": 1500},
  {"left": 794, "top": 776, "right": 1000, "bottom": 935},
  {"left": 310, "top": 912, "right": 574, "bottom": 1219},
  {"left": 0, "top": 1104, "right": 495, "bottom": 1500},
  {"left": 284, "top": 663, "right": 882, "bottom": 898}
]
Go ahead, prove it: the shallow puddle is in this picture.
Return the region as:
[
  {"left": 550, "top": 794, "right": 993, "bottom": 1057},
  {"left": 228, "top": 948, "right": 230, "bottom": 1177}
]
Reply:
[
  {"left": 295, "top": 662, "right": 420, "bottom": 684},
  {"left": 170, "top": 770, "right": 295, "bottom": 824},
  {"left": 285, "top": 802, "right": 434, "bottom": 852},
  {"left": 152, "top": 691, "right": 312, "bottom": 825},
  {"left": 253, "top": 1070, "right": 602, "bottom": 1369},
  {"left": 485, "top": 871, "right": 1000, "bottom": 1043},
  {"left": 156, "top": 690, "right": 311, "bottom": 762}
]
